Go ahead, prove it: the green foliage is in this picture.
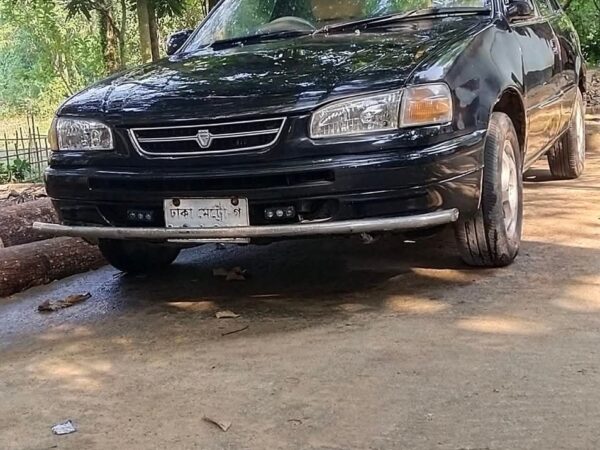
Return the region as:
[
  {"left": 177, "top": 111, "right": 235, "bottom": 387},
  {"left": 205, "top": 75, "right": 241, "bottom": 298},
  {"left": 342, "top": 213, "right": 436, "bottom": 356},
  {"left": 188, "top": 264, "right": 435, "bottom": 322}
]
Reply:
[
  {"left": 0, "top": 158, "right": 33, "bottom": 183},
  {"left": 160, "top": 0, "right": 207, "bottom": 30},
  {"left": 63, "top": 0, "right": 98, "bottom": 19},
  {"left": 566, "top": 0, "right": 600, "bottom": 65},
  {"left": 0, "top": 0, "right": 104, "bottom": 116},
  {"left": 9, "top": 158, "right": 33, "bottom": 182},
  {"left": 63, "top": 0, "right": 188, "bottom": 20},
  {"left": 0, "top": 163, "right": 9, "bottom": 184},
  {"left": 0, "top": 0, "right": 200, "bottom": 118},
  {"left": 154, "top": 0, "right": 189, "bottom": 17}
]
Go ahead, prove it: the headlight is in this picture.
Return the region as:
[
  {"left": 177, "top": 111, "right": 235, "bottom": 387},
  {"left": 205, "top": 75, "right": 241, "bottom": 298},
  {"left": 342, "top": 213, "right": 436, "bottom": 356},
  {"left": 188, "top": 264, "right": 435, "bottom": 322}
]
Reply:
[
  {"left": 400, "top": 84, "right": 453, "bottom": 127},
  {"left": 309, "top": 84, "right": 453, "bottom": 139},
  {"left": 310, "top": 91, "right": 402, "bottom": 138},
  {"left": 49, "top": 118, "right": 114, "bottom": 151}
]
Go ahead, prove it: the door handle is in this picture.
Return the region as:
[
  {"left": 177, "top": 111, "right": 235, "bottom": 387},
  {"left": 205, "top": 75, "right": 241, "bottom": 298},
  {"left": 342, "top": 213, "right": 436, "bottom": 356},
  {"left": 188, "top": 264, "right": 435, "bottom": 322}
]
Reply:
[{"left": 550, "top": 38, "right": 560, "bottom": 55}]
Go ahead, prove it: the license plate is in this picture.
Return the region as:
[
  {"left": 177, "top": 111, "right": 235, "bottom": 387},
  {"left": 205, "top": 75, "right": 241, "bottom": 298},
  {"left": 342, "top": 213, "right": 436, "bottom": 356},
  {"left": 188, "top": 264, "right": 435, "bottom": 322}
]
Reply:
[{"left": 164, "top": 198, "right": 249, "bottom": 229}]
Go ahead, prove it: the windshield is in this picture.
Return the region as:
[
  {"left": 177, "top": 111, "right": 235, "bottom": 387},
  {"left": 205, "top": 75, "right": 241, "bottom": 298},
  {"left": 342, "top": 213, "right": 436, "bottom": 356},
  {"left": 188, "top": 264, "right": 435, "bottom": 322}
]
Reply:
[{"left": 183, "top": 0, "right": 488, "bottom": 51}]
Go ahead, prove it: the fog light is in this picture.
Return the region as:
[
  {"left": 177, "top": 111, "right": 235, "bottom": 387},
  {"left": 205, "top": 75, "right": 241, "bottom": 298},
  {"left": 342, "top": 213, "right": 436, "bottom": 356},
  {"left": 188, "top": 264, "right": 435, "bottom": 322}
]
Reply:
[
  {"left": 127, "top": 209, "right": 154, "bottom": 223},
  {"left": 264, "top": 206, "right": 296, "bottom": 221}
]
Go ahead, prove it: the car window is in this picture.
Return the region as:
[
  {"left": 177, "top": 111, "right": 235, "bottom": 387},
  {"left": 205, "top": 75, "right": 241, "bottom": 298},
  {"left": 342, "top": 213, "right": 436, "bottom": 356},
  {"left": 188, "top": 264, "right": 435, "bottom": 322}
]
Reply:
[
  {"left": 184, "top": 0, "right": 490, "bottom": 51},
  {"left": 532, "top": 0, "right": 554, "bottom": 15},
  {"left": 547, "top": 0, "right": 562, "bottom": 11}
]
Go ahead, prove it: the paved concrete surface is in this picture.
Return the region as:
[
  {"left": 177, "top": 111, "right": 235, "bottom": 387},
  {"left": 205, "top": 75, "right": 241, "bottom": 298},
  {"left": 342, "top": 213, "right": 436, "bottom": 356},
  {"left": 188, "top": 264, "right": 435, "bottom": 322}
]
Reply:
[{"left": 1, "top": 124, "right": 600, "bottom": 450}]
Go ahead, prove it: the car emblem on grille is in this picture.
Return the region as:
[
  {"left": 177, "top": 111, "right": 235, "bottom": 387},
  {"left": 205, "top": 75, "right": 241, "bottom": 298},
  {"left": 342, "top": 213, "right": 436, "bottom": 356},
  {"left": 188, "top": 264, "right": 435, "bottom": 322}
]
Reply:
[{"left": 196, "top": 129, "right": 212, "bottom": 149}]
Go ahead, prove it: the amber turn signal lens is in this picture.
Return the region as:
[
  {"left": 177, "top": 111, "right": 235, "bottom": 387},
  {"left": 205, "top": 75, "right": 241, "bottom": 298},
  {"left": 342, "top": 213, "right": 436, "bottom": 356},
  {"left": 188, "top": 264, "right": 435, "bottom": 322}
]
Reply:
[{"left": 400, "top": 84, "right": 453, "bottom": 127}]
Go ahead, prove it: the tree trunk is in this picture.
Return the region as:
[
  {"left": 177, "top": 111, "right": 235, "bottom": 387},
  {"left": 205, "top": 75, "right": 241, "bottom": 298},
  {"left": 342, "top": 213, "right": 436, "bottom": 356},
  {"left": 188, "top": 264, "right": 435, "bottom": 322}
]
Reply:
[
  {"left": 0, "top": 199, "right": 58, "bottom": 248},
  {"left": 148, "top": 1, "right": 160, "bottom": 61},
  {"left": 98, "top": 5, "right": 120, "bottom": 73},
  {"left": 137, "top": 0, "right": 153, "bottom": 63},
  {"left": 53, "top": 54, "right": 74, "bottom": 95},
  {"left": 0, "top": 238, "right": 105, "bottom": 297},
  {"left": 119, "top": 0, "right": 128, "bottom": 67}
]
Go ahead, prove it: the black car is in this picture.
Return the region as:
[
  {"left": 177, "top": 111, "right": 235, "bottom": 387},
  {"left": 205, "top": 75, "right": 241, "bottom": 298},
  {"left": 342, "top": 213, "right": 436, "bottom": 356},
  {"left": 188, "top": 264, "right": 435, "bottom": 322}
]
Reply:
[{"left": 37, "top": 0, "right": 586, "bottom": 273}]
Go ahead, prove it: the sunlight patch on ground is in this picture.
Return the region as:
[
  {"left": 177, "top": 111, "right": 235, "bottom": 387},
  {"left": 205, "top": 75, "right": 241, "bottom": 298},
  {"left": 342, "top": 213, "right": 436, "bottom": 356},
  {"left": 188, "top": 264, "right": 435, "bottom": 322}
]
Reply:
[
  {"left": 166, "top": 300, "right": 217, "bottom": 312},
  {"left": 27, "top": 358, "right": 112, "bottom": 390},
  {"left": 385, "top": 296, "right": 449, "bottom": 314},
  {"left": 456, "top": 315, "right": 548, "bottom": 335},
  {"left": 410, "top": 268, "right": 486, "bottom": 284},
  {"left": 37, "top": 325, "right": 93, "bottom": 342},
  {"left": 337, "top": 303, "right": 373, "bottom": 313},
  {"left": 553, "top": 283, "right": 600, "bottom": 312}
]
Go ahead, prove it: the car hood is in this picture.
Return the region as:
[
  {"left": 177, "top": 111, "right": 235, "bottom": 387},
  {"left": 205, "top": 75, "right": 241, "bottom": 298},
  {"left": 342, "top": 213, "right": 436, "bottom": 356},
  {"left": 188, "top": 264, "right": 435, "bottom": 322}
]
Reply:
[{"left": 59, "top": 17, "right": 487, "bottom": 125}]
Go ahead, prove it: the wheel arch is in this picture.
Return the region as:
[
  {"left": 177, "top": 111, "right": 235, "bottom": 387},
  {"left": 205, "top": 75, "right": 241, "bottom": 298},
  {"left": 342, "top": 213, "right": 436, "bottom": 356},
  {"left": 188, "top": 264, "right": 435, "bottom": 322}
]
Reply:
[{"left": 491, "top": 88, "right": 527, "bottom": 159}]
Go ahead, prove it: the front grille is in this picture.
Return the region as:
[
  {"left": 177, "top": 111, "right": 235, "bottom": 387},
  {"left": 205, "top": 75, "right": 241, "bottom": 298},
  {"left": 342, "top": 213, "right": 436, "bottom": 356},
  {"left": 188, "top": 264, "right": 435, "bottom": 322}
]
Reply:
[
  {"left": 128, "top": 117, "right": 286, "bottom": 157},
  {"left": 88, "top": 170, "right": 335, "bottom": 192}
]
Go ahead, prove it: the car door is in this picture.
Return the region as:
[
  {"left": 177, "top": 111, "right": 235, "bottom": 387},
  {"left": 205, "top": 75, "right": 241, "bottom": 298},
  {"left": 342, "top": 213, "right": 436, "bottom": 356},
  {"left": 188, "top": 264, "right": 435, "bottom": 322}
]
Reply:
[
  {"left": 545, "top": 0, "right": 580, "bottom": 134},
  {"left": 509, "top": 0, "right": 562, "bottom": 167}
]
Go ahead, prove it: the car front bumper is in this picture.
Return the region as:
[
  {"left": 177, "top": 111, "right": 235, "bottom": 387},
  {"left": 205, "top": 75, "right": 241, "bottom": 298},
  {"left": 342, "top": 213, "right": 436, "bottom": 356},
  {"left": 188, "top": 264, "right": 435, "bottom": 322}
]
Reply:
[
  {"left": 33, "top": 209, "right": 459, "bottom": 242},
  {"left": 39, "top": 130, "right": 485, "bottom": 242}
]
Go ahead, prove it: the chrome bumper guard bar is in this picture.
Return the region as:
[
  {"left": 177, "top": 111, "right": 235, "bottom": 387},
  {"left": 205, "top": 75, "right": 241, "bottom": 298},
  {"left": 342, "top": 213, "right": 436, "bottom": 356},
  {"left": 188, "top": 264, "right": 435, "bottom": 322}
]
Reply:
[{"left": 33, "top": 209, "right": 459, "bottom": 242}]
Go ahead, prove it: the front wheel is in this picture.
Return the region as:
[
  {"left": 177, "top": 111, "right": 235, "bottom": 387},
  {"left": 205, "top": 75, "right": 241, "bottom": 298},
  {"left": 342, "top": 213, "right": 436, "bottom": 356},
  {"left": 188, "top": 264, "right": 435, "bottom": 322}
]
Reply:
[
  {"left": 454, "top": 112, "right": 523, "bottom": 267},
  {"left": 99, "top": 240, "right": 181, "bottom": 274},
  {"left": 547, "top": 89, "right": 586, "bottom": 179}
]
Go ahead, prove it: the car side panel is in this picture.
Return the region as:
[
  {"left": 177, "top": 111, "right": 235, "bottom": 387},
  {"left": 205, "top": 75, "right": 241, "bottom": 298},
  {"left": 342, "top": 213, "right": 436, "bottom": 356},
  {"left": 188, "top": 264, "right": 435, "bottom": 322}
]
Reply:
[
  {"left": 411, "top": 14, "right": 574, "bottom": 171},
  {"left": 548, "top": 11, "right": 582, "bottom": 133},
  {"left": 511, "top": 14, "right": 563, "bottom": 167}
]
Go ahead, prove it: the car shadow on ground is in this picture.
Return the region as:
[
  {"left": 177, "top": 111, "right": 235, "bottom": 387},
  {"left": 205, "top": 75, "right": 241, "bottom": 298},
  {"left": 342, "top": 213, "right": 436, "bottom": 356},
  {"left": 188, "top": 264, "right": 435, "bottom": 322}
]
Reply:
[
  {"left": 108, "top": 229, "right": 471, "bottom": 314},
  {"left": 3, "top": 235, "right": 600, "bottom": 354}
]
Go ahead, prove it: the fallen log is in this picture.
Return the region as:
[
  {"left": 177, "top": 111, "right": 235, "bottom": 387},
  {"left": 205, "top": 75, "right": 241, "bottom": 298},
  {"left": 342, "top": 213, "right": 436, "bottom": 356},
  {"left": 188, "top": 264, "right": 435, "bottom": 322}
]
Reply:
[
  {"left": 0, "top": 198, "right": 58, "bottom": 248},
  {"left": 0, "top": 237, "right": 105, "bottom": 297}
]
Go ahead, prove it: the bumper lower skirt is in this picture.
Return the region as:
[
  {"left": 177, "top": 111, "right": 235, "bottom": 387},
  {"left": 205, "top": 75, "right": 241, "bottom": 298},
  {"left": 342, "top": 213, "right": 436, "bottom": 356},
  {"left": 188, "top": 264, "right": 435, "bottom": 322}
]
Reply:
[{"left": 33, "top": 209, "right": 459, "bottom": 242}]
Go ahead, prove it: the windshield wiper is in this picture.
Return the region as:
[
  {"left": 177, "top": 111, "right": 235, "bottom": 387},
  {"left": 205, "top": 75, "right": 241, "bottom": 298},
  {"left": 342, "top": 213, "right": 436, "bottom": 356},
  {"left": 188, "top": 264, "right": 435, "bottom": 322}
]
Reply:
[
  {"left": 314, "top": 7, "right": 489, "bottom": 34},
  {"left": 209, "top": 30, "right": 311, "bottom": 50}
]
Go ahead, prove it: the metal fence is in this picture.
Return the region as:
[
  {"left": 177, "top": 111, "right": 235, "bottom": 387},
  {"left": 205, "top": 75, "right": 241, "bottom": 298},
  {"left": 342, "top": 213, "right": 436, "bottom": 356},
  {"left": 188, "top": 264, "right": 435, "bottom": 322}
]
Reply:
[{"left": 0, "top": 115, "right": 51, "bottom": 183}]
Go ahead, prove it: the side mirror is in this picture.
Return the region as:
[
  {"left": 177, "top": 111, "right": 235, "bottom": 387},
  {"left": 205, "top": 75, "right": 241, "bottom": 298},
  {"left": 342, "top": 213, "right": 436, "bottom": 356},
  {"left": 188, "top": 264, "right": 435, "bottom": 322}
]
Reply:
[
  {"left": 166, "top": 29, "right": 193, "bottom": 56},
  {"left": 506, "top": 0, "right": 534, "bottom": 20}
]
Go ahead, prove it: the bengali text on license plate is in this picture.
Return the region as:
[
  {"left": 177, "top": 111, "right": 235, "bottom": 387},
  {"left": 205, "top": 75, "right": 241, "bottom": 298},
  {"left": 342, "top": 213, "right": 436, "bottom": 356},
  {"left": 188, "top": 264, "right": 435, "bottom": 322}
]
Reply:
[{"left": 164, "top": 198, "right": 249, "bottom": 228}]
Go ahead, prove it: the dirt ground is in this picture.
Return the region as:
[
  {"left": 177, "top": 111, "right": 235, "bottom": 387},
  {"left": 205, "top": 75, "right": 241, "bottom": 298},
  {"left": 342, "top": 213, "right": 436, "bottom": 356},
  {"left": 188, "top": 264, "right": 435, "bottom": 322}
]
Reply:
[
  {"left": 586, "top": 69, "right": 600, "bottom": 109},
  {"left": 1, "top": 122, "right": 600, "bottom": 450},
  {"left": 0, "top": 183, "right": 46, "bottom": 207}
]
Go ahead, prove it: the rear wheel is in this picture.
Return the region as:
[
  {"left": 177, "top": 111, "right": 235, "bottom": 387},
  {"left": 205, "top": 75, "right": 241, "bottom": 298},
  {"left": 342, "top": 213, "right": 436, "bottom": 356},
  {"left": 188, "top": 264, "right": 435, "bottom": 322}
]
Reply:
[
  {"left": 454, "top": 112, "right": 523, "bottom": 267},
  {"left": 99, "top": 240, "right": 180, "bottom": 274},
  {"left": 547, "top": 89, "right": 586, "bottom": 179}
]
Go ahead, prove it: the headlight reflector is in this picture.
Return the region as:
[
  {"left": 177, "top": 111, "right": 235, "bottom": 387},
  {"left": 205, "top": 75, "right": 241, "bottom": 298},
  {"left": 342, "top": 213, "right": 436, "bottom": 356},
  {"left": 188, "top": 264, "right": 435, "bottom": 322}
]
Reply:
[
  {"left": 310, "top": 84, "right": 453, "bottom": 138},
  {"left": 310, "top": 91, "right": 402, "bottom": 138},
  {"left": 400, "top": 84, "right": 453, "bottom": 127},
  {"left": 49, "top": 118, "right": 114, "bottom": 151}
]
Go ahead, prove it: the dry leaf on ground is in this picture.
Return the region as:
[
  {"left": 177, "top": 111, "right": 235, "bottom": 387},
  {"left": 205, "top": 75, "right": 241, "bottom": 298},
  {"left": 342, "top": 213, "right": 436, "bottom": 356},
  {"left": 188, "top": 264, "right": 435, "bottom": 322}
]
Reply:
[
  {"left": 212, "top": 267, "right": 247, "bottom": 281},
  {"left": 202, "top": 415, "right": 231, "bottom": 432},
  {"left": 221, "top": 325, "right": 249, "bottom": 336},
  {"left": 38, "top": 293, "right": 91, "bottom": 312},
  {"left": 215, "top": 310, "right": 240, "bottom": 319}
]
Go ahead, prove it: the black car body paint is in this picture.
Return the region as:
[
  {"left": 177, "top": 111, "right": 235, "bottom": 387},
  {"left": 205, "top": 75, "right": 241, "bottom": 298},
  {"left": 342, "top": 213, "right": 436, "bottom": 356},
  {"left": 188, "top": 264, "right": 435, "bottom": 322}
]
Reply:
[{"left": 45, "top": 0, "right": 584, "bottom": 238}]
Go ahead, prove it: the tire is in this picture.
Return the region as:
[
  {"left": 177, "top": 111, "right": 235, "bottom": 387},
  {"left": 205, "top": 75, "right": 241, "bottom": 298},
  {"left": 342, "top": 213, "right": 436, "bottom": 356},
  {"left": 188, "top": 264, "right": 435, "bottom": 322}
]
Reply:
[
  {"left": 98, "top": 239, "right": 180, "bottom": 274},
  {"left": 454, "top": 112, "right": 523, "bottom": 267},
  {"left": 547, "top": 89, "right": 586, "bottom": 179}
]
